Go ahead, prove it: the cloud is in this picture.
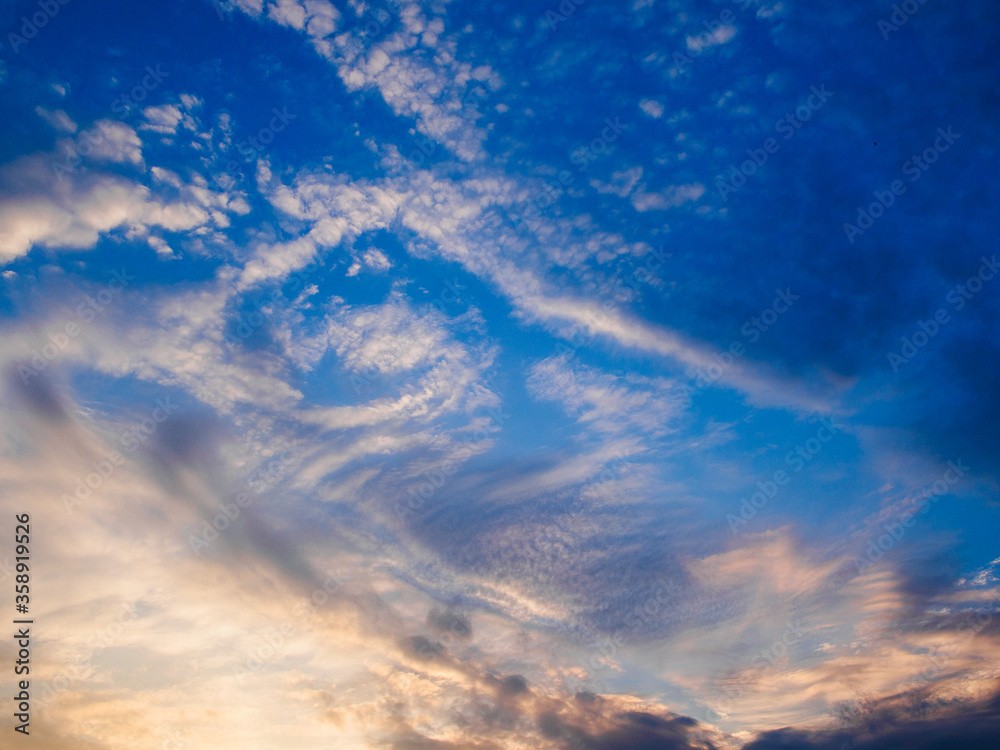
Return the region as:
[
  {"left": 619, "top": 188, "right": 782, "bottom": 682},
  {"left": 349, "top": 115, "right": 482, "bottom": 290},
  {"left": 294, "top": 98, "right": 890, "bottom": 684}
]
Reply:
[
  {"left": 687, "top": 25, "right": 738, "bottom": 52},
  {"left": 639, "top": 99, "right": 664, "bottom": 119},
  {"left": 591, "top": 167, "right": 644, "bottom": 198},
  {"left": 630, "top": 183, "right": 705, "bottom": 211},
  {"left": 140, "top": 104, "right": 184, "bottom": 134},
  {"left": 227, "top": 0, "right": 493, "bottom": 161},
  {"left": 73, "top": 120, "right": 144, "bottom": 165},
  {"left": 35, "top": 106, "right": 78, "bottom": 134},
  {"left": 527, "top": 354, "right": 688, "bottom": 439},
  {"left": 743, "top": 688, "right": 1000, "bottom": 750}
]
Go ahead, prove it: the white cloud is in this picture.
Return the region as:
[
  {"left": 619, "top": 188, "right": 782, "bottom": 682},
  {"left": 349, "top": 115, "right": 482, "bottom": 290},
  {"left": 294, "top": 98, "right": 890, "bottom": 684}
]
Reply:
[
  {"left": 528, "top": 354, "right": 687, "bottom": 439},
  {"left": 590, "top": 166, "right": 643, "bottom": 198},
  {"left": 631, "top": 182, "right": 705, "bottom": 211},
  {"left": 150, "top": 166, "right": 183, "bottom": 188},
  {"left": 228, "top": 0, "right": 493, "bottom": 161},
  {"left": 35, "top": 106, "right": 78, "bottom": 134},
  {"left": 141, "top": 104, "right": 184, "bottom": 134},
  {"left": 639, "top": 98, "right": 664, "bottom": 118},
  {"left": 75, "top": 120, "right": 144, "bottom": 166},
  {"left": 0, "top": 144, "right": 252, "bottom": 262},
  {"left": 687, "top": 25, "right": 738, "bottom": 52},
  {"left": 250, "top": 163, "right": 840, "bottom": 414},
  {"left": 268, "top": 0, "right": 306, "bottom": 29}
]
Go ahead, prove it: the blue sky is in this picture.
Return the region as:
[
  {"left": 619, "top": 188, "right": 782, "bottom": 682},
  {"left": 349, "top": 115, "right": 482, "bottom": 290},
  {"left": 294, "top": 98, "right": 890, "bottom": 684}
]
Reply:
[{"left": 1, "top": 0, "right": 999, "bottom": 747}]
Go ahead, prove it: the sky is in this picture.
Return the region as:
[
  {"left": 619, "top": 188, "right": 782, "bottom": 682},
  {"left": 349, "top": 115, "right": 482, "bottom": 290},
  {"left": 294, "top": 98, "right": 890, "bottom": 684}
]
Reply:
[{"left": 0, "top": 0, "right": 998, "bottom": 747}]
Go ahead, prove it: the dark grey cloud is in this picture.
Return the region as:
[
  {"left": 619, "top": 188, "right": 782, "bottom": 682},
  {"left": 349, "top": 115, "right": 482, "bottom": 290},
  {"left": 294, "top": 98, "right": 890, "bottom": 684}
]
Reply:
[
  {"left": 742, "top": 687, "right": 1000, "bottom": 750},
  {"left": 498, "top": 674, "right": 528, "bottom": 696},
  {"left": 427, "top": 606, "right": 472, "bottom": 639},
  {"left": 6, "top": 366, "right": 70, "bottom": 422},
  {"left": 538, "top": 707, "right": 717, "bottom": 750}
]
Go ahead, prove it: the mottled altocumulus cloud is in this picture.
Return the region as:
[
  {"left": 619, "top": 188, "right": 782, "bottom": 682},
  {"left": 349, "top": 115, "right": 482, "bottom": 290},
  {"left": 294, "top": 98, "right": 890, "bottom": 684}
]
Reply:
[{"left": 0, "top": 0, "right": 998, "bottom": 747}]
